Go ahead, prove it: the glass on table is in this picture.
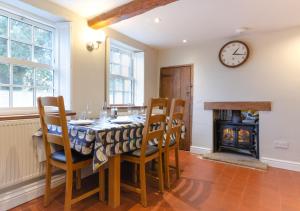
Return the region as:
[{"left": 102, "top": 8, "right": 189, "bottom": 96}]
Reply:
[
  {"left": 127, "top": 107, "right": 132, "bottom": 116},
  {"left": 79, "top": 111, "right": 87, "bottom": 120},
  {"left": 99, "top": 105, "right": 108, "bottom": 124},
  {"left": 86, "top": 104, "right": 92, "bottom": 119}
]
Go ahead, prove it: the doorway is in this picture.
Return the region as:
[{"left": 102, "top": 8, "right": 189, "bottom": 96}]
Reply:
[{"left": 160, "top": 65, "right": 193, "bottom": 151}]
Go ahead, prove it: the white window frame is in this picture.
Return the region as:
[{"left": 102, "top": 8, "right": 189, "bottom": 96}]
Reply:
[
  {"left": 109, "top": 44, "right": 136, "bottom": 105},
  {"left": 0, "top": 8, "right": 57, "bottom": 111}
]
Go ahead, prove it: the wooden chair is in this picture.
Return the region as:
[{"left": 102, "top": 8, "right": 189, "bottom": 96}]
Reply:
[
  {"left": 163, "top": 98, "right": 185, "bottom": 189},
  {"left": 38, "top": 96, "right": 105, "bottom": 211},
  {"left": 121, "top": 98, "right": 168, "bottom": 207}
]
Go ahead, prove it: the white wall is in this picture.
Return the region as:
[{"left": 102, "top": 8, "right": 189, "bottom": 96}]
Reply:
[
  {"left": 158, "top": 27, "right": 300, "bottom": 163},
  {"left": 22, "top": 0, "right": 159, "bottom": 117}
]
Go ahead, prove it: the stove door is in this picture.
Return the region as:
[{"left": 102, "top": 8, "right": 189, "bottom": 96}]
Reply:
[
  {"left": 220, "top": 126, "right": 236, "bottom": 147},
  {"left": 236, "top": 126, "right": 254, "bottom": 149}
]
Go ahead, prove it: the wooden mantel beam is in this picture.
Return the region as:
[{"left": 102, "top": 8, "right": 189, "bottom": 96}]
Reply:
[
  {"left": 88, "top": 0, "right": 177, "bottom": 29},
  {"left": 204, "top": 101, "right": 272, "bottom": 111}
]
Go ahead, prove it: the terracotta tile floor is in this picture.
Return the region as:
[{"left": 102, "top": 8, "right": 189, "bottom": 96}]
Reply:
[{"left": 10, "top": 151, "right": 300, "bottom": 211}]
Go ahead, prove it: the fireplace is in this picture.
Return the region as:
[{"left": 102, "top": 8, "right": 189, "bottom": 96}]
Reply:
[
  {"left": 204, "top": 101, "right": 271, "bottom": 159},
  {"left": 213, "top": 109, "right": 259, "bottom": 158},
  {"left": 215, "top": 119, "right": 259, "bottom": 158}
]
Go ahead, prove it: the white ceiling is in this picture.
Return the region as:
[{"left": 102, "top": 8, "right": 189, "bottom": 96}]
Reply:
[
  {"left": 0, "top": 0, "right": 65, "bottom": 22},
  {"left": 49, "top": 0, "right": 132, "bottom": 19},
  {"left": 50, "top": 0, "right": 300, "bottom": 49}
]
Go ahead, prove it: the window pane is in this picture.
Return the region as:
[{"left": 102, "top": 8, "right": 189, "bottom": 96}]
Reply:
[
  {"left": 111, "top": 50, "right": 120, "bottom": 63},
  {"left": 13, "top": 66, "right": 33, "bottom": 86},
  {"left": 11, "top": 41, "right": 31, "bottom": 61},
  {"left": 109, "top": 91, "right": 114, "bottom": 104},
  {"left": 114, "top": 78, "right": 123, "bottom": 91},
  {"left": 0, "top": 63, "right": 9, "bottom": 84},
  {"left": 0, "top": 86, "right": 9, "bottom": 107},
  {"left": 34, "top": 46, "right": 52, "bottom": 65},
  {"left": 109, "top": 80, "right": 114, "bottom": 91},
  {"left": 0, "top": 38, "right": 7, "bottom": 56},
  {"left": 13, "top": 87, "right": 33, "bottom": 107},
  {"left": 121, "top": 65, "right": 130, "bottom": 77},
  {"left": 114, "top": 92, "right": 123, "bottom": 104},
  {"left": 124, "top": 80, "right": 132, "bottom": 92},
  {"left": 36, "top": 68, "right": 53, "bottom": 87},
  {"left": 10, "top": 19, "right": 32, "bottom": 43},
  {"left": 34, "top": 27, "right": 52, "bottom": 48},
  {"left": 124, "top": 92, "right": 132, "bottom": 104},
  {"left": 110, "top": 64, "right": 120, "bottom": 75},
  {"left": 0, "top": 16, "right": 8, "bottom": 37},
  {"left": 121, "top": 54, "right": 131, "bottom": 67},
  {"left": 36, "top": 87, "right": 53, "bottom": 98}
]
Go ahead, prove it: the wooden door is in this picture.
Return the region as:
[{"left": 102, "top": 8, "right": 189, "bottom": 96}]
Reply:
[{"left": 160, "top": 65, "right": 193, "bottom": 151}]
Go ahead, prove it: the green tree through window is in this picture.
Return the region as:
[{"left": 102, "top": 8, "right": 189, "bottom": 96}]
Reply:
[{"left": 0, "top": 11, "right": 55, "bottom": 108}]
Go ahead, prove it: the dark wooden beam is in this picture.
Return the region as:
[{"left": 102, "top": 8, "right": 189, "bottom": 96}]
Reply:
[{"left": 88, "top": 0, "right": 177, "bottom": 29}]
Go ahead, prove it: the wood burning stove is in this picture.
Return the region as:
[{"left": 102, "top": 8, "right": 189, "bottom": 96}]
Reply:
[{"left": 214, "top": 110, "right": 259, "bottom": 158}]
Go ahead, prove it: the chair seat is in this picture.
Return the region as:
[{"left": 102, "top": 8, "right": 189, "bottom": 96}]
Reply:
[
  {"left": 51, "top": 149, "right": 92, "bottom": 163},
  {"left": 128, "top": 145, "right": 159, "bottom": 157}
]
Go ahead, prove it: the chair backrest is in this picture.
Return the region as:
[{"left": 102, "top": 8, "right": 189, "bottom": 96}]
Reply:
[
  {"left": 37, "top": 96, "right": 72, "bottom": 164},
  {"left": 165, "top": 98, "right": 186, "bottom": 148},
  {"left": 141, "top": 98, "right": 168, "bottom": 158}
]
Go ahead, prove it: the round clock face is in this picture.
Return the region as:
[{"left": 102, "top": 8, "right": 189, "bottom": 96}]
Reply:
[{"left": 219, "top": 40, "right": 249, "bottom": 68}]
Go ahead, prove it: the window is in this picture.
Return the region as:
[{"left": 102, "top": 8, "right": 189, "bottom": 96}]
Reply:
[
  {"left": 0, "top": 9, "right": 55, "bottom": 108},
  {"left": 109, "top": 40, "right": 144, "bottom": 105}
]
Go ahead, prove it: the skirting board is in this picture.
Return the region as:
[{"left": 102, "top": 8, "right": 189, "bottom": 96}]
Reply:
[
  {"left": 190, "top": 145, "right": 300, "bottom": 172},
  {"left": 0, "top": 174, "right": 65, "bottom": 211},
  {"left": 190, "top": 146, "right": 212, "bottom": 154},
  {"left": 260, "top": 157, "right": 300, "bottom": 172}
]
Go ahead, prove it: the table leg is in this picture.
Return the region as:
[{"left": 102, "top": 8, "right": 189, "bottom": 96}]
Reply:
[{"left": 108, "top": 154, "right": 121, "bottom": 208}]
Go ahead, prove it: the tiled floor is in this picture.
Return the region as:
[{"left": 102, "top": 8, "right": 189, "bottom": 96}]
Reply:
[{"left": 11, "top": 151, "right": 300, "bottom": 211}]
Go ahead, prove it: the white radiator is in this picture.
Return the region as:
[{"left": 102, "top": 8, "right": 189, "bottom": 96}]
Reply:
[{"left": 0, "top": 119, "right": 45, "bottom": 190}]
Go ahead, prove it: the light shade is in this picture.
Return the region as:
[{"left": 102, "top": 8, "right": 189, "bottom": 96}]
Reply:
[{"left": 85, "top": 28, "right": 106, "bottom": 51}]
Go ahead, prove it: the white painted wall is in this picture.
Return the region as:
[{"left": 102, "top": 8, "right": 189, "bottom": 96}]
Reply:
[
  {"left": 158, "top": 27, "right": 300, "bottom": 163},
  {"left": 22, "top": 0, "right": 159, "bottom": 117}
]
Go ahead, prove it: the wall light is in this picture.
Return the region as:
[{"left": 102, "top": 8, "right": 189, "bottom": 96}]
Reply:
[{"left": 85, "top": 28, "right": 106, "bottom": 52}]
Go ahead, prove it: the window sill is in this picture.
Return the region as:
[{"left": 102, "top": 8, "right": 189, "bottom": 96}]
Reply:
[
  {"left": 0, "top": 111, "right": 76, "bottom": 121},
  {"left": 106, "top": 105, "right": 147, "bottom": 110}
]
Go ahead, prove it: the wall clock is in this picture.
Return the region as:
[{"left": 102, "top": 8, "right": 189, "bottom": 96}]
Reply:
[{"left": 219, "top": 40, "right": 249, "bottom": 68}]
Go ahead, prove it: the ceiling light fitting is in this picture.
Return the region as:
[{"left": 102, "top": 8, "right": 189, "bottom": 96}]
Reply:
[
  {"left": 235, "top": 27, "right": 249, "bottom": 34},
  {"left": 154, "top": 17, "right": 161, "bottom": 23}
]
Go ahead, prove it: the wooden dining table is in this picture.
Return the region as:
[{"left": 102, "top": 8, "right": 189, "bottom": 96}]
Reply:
[{"left": 48, "top": 115, "right": 185, "bottom": 208}]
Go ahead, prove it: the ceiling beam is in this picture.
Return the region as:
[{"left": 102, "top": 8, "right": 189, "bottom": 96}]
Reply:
[{"left": 88, "top": 0, "right": 177, "bottom": 29}]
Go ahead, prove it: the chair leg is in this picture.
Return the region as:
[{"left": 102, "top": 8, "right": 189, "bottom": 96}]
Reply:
[
  {"left": 175, "top": 147, "right": 180, "bottom": 179},
  {"left": 99, "top": 166, "right": 105, "bottom": 201},
  {"left": 157, "top": 155, "right": 164, "bottom": 193},
  {"left": 139, "top": 163, "right": 147, "bottom": 207},
  {"left": 151, "top": 159, "right": 156, "bottom": 171},
  {"left": 64, "top": 170, "right": 73, "bottom": 211},
  {"left": 76, "top": 169, "right": 81, "bottom": 190},
  {"left": 133, "top": 163, "right": 138, "bottom": 184},
  {"left": 164, "top": 150, "right": 171, "bottom": 190},
  {"left": 44, "top": 163, "right": 52, "bottom": 207}
]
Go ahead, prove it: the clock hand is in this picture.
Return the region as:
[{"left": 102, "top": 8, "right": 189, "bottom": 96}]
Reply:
[
  {"left": 234, "top": 53, "right": 246, "bottom": 55},
  {"left": 233, "top": 48, "right": 239, "bottom": 55}
]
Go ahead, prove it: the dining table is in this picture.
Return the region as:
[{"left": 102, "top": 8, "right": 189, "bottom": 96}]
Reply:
[{"left": 47, "top": 115, "right": 185, "bottom": 208}]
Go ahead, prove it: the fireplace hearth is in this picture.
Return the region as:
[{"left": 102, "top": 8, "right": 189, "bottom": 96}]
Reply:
[{"left": 213, "top": 110, "right": 259, "bottom": 159}]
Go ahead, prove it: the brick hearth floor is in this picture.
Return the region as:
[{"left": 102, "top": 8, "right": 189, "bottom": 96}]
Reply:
[{"left": 10, "top": 151, "right": 300, "bottom": 211}]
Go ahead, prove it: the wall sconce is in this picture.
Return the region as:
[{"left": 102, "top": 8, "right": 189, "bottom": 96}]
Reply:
[{"left": 85, "top": 28, "right": 106, "bottom": 52}]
